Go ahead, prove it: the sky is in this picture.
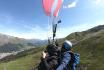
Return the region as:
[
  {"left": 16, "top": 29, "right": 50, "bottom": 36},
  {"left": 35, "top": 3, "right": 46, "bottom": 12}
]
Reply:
[{"left": 0, "top": 0, "right": 104, "bottom": 40}]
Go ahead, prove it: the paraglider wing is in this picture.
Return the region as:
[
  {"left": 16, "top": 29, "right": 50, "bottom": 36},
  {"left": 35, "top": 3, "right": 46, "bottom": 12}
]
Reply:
[
  {"left": 42, "top": 0, "right": 54, "bottom": 16},
  {"left": 42, "top": 0, "right": 63, "bottom": 43},
  {"left": 42, "top": 0, "right": 63, "bottom": 17},
  {"left": 52, "top": 0, "right": 63, "bottom": 17}
]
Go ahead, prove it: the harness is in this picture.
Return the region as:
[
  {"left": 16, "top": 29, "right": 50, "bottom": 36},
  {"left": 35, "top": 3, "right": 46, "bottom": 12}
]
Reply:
[{"left": 66, "top": 52, "right": 74, "bottom": 70}]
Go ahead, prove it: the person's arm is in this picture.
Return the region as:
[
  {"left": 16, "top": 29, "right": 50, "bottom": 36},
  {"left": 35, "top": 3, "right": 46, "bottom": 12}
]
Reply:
[
  {"left": 56, "top": 52, "right": 71, "bottom": 70},
  {"left": 42, "top": 57, "right": 58, "bottom": 70},
  {"left": 41, "top": 51, "right": 50, "bottom": 70},
  {"left": 41, "top": 58, "right": 50, "bottom": 70},
  {"left": 41, "top": 52, "right": 57, "bottom": 70}
]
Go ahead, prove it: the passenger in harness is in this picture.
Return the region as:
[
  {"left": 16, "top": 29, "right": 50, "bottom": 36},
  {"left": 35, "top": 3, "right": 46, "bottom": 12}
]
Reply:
[
  {"left": 38, "top": 44, "right": 59, "bottom": 70},
  {"left": 56, "top": 40, "right": 80, "bottom": 70}
]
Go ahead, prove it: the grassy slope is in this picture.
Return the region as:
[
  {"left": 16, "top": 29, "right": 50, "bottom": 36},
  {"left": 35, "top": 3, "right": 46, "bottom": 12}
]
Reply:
[
  {"left": 0, "top": 47, "right": 45, "bottom": 70},
  {"left": 64, "top": 25, "right": 104, "bottom": 70},
  {"left": 0, "top": 25, "right": 104, "bottom": 70},
  {"left": 1, "top": 33, "right": 103, "bottom": 70},
  {"left": 71, "top": 32, "right": 104, "bottom": 70}
]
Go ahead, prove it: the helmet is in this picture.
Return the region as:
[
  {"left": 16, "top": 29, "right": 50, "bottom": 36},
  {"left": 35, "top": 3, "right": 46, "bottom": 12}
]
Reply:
[{"left": 63, "top": 40, "right": 72, "bottom": 50}]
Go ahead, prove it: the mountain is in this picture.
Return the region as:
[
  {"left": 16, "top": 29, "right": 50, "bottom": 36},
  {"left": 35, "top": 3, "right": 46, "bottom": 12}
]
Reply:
[
  {"left": 0, "top": 33, "right": 47, "bottom": 53},
  {"left": 66, "top": 25, "right": 104, "bottom": 44},
  {"left": 0, "top": 33, "right": 24, "bottom": 46},
  {"left": 0, "top": 25, "right": 104, "bottom": 70},
  {"left": 26, "top": 39, "right": 48, "bottom": 46}
]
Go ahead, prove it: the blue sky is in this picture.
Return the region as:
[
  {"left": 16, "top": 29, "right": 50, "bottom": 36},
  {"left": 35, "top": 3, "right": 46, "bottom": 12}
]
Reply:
[{"left": 0, "top": 0, "right": 104, "bottom": 40}]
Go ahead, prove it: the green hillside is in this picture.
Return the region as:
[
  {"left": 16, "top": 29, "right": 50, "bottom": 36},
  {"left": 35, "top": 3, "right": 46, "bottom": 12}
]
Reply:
[
  {"left": 72, "top": 32, "right": 104, "bottom": 70},
  {"left": 66, "top": 25, "right": 104, "bottom": 70},
  {"left": 0, "top": 25, "right": 104, "bottom": 70},
  {"left": 0, "top": 47, "right": 45, "bottom": 70}
]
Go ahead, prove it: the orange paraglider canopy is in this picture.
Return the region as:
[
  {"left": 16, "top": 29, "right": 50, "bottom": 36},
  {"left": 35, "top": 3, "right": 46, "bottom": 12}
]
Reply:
[{"left": 42, "top": 0, "right": 63, "bottom": 17}]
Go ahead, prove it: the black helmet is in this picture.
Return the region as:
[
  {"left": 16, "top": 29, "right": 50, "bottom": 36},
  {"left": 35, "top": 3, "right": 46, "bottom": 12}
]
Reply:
[{"left": 46, "top": 44, "right": 58, "bottom": 56}]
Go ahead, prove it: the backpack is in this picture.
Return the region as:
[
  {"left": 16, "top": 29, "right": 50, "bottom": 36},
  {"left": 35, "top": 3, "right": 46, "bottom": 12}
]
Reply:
[
  {"left": 73, "top": 53, "right": 80, "bottom": 64},
  {"left": 65, "top": 52, "right": 80, "bottom": 70}
]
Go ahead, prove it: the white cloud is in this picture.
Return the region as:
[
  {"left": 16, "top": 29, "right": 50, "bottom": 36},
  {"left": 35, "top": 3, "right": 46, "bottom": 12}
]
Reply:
[
  {"left": 91, "top": 0, "right": 104, "bottom": 8},
  {"left": 63, "top": 0, "right": 77, "bottom": 9},
  {"left": 1, "top": 20, "right": 104, "bottom": 40},
  {"left": 0, "top": 14, "right": 49, "bottom": 40},
  {"left": 1, "top": 25, "right": 49, "bottom": 40},
  {"left": 56, "top": 20, "right": 104, "bottom": 38},
  {"left": 0, "top": 14, "right": 104, "bottom": 40},
  {"left": 92, "top": 0, "right": 102, "bottom": 5}
]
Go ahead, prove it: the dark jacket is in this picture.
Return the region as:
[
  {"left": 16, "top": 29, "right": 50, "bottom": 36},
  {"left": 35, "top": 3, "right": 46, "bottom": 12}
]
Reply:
[{"left": 38, "top": 56, "right": 58, "bottom": 70}]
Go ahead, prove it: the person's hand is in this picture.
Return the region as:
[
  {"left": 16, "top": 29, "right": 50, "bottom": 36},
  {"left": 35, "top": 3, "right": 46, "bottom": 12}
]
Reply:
[{"left": 42, "top": 51, "right": 46, "bottom": 58}]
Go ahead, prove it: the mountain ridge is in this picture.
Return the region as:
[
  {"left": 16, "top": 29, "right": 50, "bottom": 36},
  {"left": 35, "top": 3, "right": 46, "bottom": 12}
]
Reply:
[{"left": 0, "top": 33, "right": 47, "bottom": 52}]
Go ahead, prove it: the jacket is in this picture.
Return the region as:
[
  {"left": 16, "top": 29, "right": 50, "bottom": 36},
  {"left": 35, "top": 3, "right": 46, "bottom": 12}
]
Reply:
[{"left": 56, "top": 51, "right": 76, "bottom": 70}]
